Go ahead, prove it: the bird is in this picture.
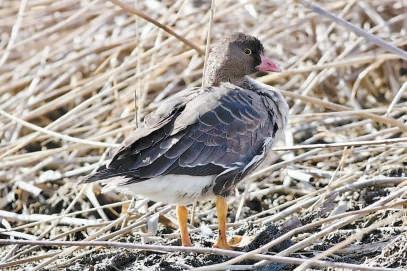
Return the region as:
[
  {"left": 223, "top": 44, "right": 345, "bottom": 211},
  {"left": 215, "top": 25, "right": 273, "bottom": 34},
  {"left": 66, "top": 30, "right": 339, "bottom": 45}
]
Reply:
[{"left": 83, "top": 32, "right": 289, "bottom": 249}]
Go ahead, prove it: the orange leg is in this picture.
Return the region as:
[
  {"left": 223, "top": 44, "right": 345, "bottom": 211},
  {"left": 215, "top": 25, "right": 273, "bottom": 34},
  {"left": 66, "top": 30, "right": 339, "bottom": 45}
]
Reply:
[
  {"left": 176, "top": 205, "right": 192, "bottom": 247},
  {"left": 121, "top": 201, "right": 130, "bottom": 215},
  {"left": 213, "top": 196, "right": 233, "bottom": 249}
]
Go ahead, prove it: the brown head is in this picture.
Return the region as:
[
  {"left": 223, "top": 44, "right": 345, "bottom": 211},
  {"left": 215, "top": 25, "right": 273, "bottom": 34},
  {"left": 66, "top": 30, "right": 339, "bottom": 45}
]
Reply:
[{"left": 205, "top": 33, "right": 280, "bottom": 86}]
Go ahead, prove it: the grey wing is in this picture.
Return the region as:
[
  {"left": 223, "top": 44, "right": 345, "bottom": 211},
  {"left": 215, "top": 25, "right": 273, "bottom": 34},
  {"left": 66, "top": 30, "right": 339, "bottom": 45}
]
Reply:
[
  {"left": 108, "top": 87, "right": 203, "bottom": 166},
  {"left": 85, "top": 85, "right": 279, "bottom": 196},
  {"left": 83, "top": 87, "right": 202, "bottom": 182}
]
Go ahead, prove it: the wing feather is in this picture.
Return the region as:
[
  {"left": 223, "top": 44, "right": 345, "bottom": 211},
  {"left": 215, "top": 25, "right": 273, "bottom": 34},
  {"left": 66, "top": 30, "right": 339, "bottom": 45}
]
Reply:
[
  {"left": 178, "top": 142, "right": 205, "bottom": 164},
  {"left": 85, "top": 83, "right": 284, "bottom": 196}
]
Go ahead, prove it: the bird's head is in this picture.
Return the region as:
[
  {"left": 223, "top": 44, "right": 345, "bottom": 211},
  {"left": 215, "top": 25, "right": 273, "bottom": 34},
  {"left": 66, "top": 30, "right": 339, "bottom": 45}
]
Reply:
[{"left": 206, "top": 32, "right": 280, "bottom": 86}]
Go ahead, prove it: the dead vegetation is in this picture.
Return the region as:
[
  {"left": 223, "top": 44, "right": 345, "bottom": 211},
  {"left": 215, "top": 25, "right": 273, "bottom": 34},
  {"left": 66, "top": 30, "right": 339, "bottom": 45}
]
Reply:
[{"left": 0, "top": 0, "right": 406, "bottom": 270}]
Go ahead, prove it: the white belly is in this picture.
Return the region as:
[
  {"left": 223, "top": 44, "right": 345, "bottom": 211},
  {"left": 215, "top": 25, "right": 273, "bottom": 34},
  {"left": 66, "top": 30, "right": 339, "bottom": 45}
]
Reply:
[{"left": 101, "top": 174, "right": 215, "bottom": 204}]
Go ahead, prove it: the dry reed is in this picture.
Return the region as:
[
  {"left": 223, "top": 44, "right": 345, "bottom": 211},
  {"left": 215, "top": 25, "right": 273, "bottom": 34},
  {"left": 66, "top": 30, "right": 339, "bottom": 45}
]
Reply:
[{"left": 0, "top": 0, "right": 406, "bottom": 270}]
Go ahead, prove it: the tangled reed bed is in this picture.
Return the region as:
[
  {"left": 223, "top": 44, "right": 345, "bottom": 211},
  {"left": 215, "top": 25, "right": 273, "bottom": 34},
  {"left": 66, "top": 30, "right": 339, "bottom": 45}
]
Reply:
[{"left": 0, "top": 0, "right": 406, "bottom": 270}]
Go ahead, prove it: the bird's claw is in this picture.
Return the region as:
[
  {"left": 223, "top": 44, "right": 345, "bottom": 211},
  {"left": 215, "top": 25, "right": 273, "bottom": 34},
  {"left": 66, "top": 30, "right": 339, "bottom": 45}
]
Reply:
[{"left": 213, "top": 235, "right": 243, "bottom": 250}]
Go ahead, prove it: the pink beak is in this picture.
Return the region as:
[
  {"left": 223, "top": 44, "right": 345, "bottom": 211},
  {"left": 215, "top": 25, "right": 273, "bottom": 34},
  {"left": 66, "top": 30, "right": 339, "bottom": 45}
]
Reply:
[{"left": 256, "top": 55, "right": 281, "bottom": 72}]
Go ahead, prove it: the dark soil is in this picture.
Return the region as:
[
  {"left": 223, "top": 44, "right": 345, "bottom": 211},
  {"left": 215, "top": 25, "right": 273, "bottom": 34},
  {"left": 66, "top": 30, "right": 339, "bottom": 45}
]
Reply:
[{"left": 53, "top": 199, "right": 405, "bottom": 271}]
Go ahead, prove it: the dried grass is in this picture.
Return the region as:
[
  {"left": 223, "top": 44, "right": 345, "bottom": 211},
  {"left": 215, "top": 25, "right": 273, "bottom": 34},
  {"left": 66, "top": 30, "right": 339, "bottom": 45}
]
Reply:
[{"left": 0, "top": 0, "right": 406, "bottom": 270}]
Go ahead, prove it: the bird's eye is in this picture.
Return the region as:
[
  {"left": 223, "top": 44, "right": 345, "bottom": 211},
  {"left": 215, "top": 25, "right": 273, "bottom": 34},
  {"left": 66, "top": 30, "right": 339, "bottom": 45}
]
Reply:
[{"left": 244, "top": 48, "right": 252, "bottom": 55}]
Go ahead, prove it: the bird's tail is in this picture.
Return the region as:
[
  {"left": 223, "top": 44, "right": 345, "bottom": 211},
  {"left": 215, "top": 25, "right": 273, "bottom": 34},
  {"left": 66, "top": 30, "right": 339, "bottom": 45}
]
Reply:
[{"left": 81, "top": 165, "right": 122, "bottom": 183}]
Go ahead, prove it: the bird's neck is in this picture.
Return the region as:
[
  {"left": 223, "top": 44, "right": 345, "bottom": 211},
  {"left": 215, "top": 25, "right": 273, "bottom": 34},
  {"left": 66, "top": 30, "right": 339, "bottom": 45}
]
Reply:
[
  {"left": 204, "top": 51, "right": 246, "bottom": 87},
  {"left": 204, "top": 66, "right": 247, "bottom": 87},
  {"left": 205, "top": 74, "right": 246, "bottom": 87}
]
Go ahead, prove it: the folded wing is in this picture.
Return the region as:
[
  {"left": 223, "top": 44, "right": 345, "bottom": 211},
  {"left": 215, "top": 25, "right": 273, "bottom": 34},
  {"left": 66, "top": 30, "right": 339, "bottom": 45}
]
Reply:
[{"left": 84, "top": 84, "right": 280, "bottom": 195}]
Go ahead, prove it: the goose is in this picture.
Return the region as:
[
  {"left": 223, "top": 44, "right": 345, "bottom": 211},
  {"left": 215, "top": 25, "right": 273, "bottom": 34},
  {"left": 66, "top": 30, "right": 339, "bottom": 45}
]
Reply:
[{"left": 83, "top": 32, "right": 288, "bottom": 249}]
